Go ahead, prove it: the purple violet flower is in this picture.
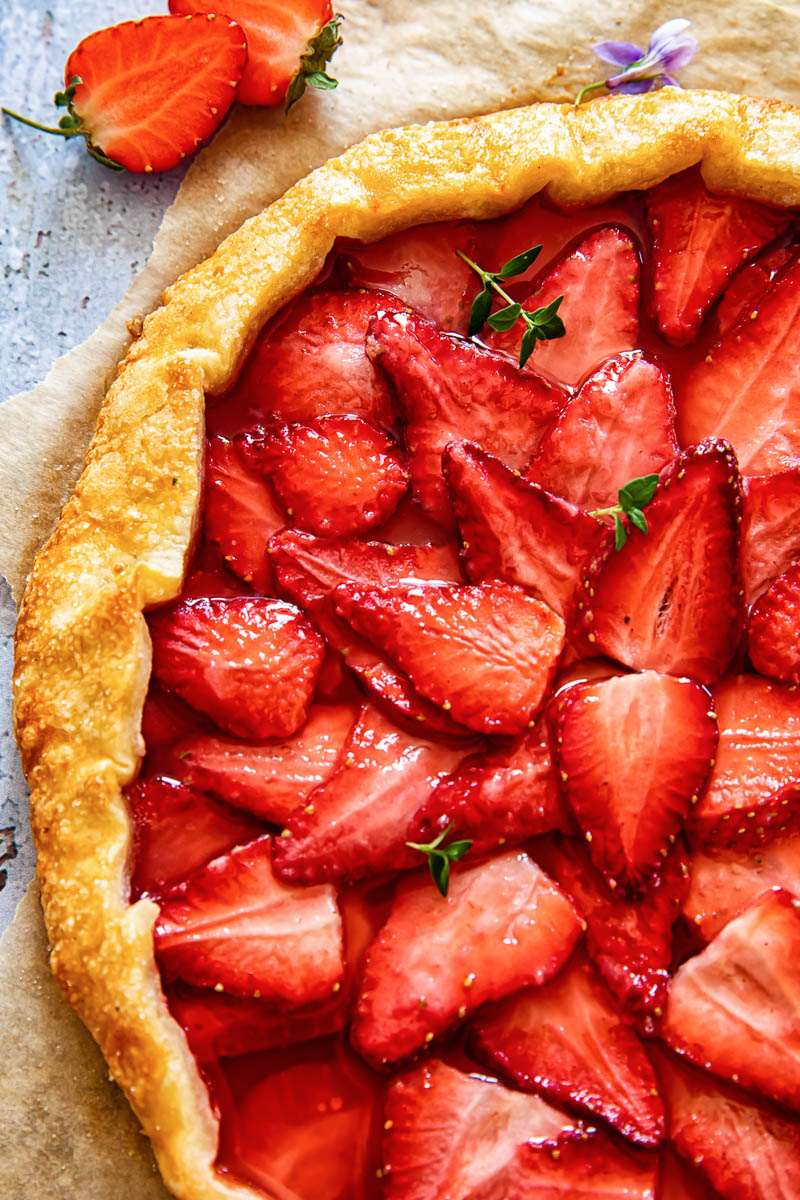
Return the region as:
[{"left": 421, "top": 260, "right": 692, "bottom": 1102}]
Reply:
[{"left": 576, "top": 19, "right": 698, "bottom": 104}]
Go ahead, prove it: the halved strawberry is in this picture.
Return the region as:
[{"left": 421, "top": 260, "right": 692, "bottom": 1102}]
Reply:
[
  {"left": 366, "top": 310, "right": 565, "bottom": 527},
  {"left": 168, "top": 702, "right": 360, "bottom": 824},
  {"left": 443, "top": 440, "right": 608, "bottom": 619},
  {"left": 684, "top": 831, "right": 800, "bottom": 942},
  {"left": 644, "top": 167, "right": 791, "bottom": 345},
  {"left": 407, "top": 715, "right": 567, "bottom": 857},
  {"left": 242, "top": 415, "right": 408, "bottom": 537},
  {"left": 155, "top": 837, "right": 344, "bottom": 1003},
  {"left": 525, "top": 352, "right": 679, "bottom": 511},
  {"left": 749, "top": 560, "right": 800, "bottom": 684},
  {"left": 351, "top": 851, "right": 582, "bottom": 1066},
  {"left": 334, "top": 581, "right": 565, "bottom": 736},
  {"left": 575, "top": 440, "right": 744, "bottom": 685},
  {"left": 484, "top": 227, "right": 640, "bottom": 386},
  {"left": 272, "top": 705, "right": 468, "bottom": 885},
  {"left": 148, "top": 596, "right": 325, "bottom": 740},
  {"left": 689, "top": 675, "right": 800, "bottom": 846},
  {"left": 205, "top": 435, "right": 284, "bottom": 593},
  {"left": 741, "top": 470, "right": 800, "bottom": 605},
  {"left": 653, "top": 1044, "right": 800, "bottom": 1200},
  {"left": 471, "top": 951, "right": 665, "bottom": 1146},
  {"left": 476, "top": 1130, "right": 657, "bottom": 1200},
  {"left": 662, "top": 889, "right": 800, "bottom": 1110},
  {"left": 341, "top": 219, "right": 480, "bottom": 332},
  {"left": 551, "top": 672, "right": 717, "bottom": 891},
  {"left": 230, "top": 288, "right": 404, "bottom": 429},
  {"left": 381, "top": 1059, "right": 575, "bottom": 1200},
  {"left": 711, "top": 244, "right": 797, "bottom": 340},
  {"left": 127, "top": 776, "right": 264, "bottom": 900},
  {"left": 679, "top": 257, "right": 800, "bottom": 474}
]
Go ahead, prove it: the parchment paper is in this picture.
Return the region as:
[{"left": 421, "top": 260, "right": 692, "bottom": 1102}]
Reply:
[{"left": 2, "top": 0, "right": 799, "bottom": 1195}]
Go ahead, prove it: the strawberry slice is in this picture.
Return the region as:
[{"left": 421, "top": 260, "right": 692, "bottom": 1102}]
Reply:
[
  {"left": 741, "top": 470, "right": 800, "bottom": 605},
  {"left": 533, "top": 836, "right": 689, "bottom": 1023},
  {"left": 471, "top": 951, "right": 665, "bottom": 1146},
  {"left": 711, "top": 244, "right": 797, "bottom": 340},
  {"left": 684, "top": 830, "right": 800, "bottom": 943},
  {"left": 341, "top": 219, "right": 480, "bottom": 332},
  {"left": 444, "top": 440, "right": 608, "bottom": 619},
  {"left": 169, "top": 0, "right": 340, "bottom": 109},
  {"left": 748, "top": 560, "right": 800, "bottom": 684},
  {"left": 334, "top": 581, "right": 566, "bottom": 736},
  {"left": 575, "top": 440, "right": 744, "bottom": 684},
  {"left": 127, "top": 776, "right": 264, "bottom": 900},
  {"left": 689, "top": 675, "right": 800, "bottom": 846},
  {"left": 148, "top": 596, "right": 325, "bottom": 740},
  {"left": 644, "top": 167, "right": 791, "bottom": 345},
  {"left": 525, "top": 352, "right": 679, "bottom": 511},
  {"left": 242, "top": 415, "right": 409, "bottom": 538},
  {"left": 272, "top": 705, "right": 468, "bottom": 885},
  {"left": 662, "top": 889, "right": 800, "bottom": 1110},
  {"left": 381, "top": 1059, "right": 575, "bottom": 1200},
  {"left": 351, "top": 851, "right": 582, "bottom": 1066},
  {"left": 230, "top": 288, "right": 404, "bottom": 429},
  {"left": 657, "top": 1150, "right": 710, "bottom": 1200},
  {"left": 484, "top": 227, "right": 640, "bottom": 386},
  {"left": 177, "top": 545, "right": 249, "bottom": 601},
  {"left": 551, "top": 672, "right": 717, "bottom": 891},
  {"left": 473, "top": 1130, "right": 657, "bottom": 1200},
  {"left": 155, "top": 837, "right": 344, "bottom": 1003},
  {"left": 366, "top": 310, "right": 565, "bottom": 527},
  {"left": 653, "top": 1045, "right": 800, "bottom": 1200},
  {"left": 141, "top": 683, "right": 212, "bottom": 752},
  {"left": 168, "top": 702, "right": 360, "bottom": 824},
  {"left": 205, "top": 435, "right": 284, "bottom": 593},
  {"left": 679, "top": 257, "right": 800, "bottom": 474},
  {"left": 407, "top": 715, "right": 568, "bottom": 857}
]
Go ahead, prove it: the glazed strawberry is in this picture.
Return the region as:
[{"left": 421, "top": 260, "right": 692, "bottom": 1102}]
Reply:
[
  {"left": 551, "top": 672, "right": 717, "bottom": 891},
  {"left": 653, "top": 1045, "right": 800, "bottom": 1200},
  {"left": 741, "top": 470, "right": 800, "bottom": 605},
  {"left": 407, "top": 715, "right": 567, "bottom": 857},
  {"left": 484, "top": 227, "right": 640, "bottom": 386},
  {"left": 351, "top": 851, "right": 582, "bottom": 1066},
  {"left": 342, "top": 219, "right": 480, "bottom": 332},
  {"left": 663, "top": 889, "right": 800, "bottom": 1110},
  {"left": 205, "top": 435, "right": 284, "bottom": 593},
  {"left": 481, "top": 1130, "right": 657, "bottom": 1200},
  {"left": 748, "top": 560, "right": 800, "bottom": 684},
  {"left": 684, "top": 830, "right": 800, "bottom": 942},
  {"left": 177, "top": 546, "right": 249, "bottom": 601},
  {"left": 366, "top": 310, "right": 565, "bottom": 527},
  {"left": 576, "top": 440, "right": 744, "bottom": 684},
  {"left": 644, "top": 167, "right": 791, "bottom": 345},
  {"left": 443, "top": 440, "right": 608, "bottom": 619},
  {"left": 525, "top": 352, "right": 679, "bottom": 511},
  {"left": 230, "top": 288, "right": 404, "bottom": 429},
  {"left": 127, "top": 776, "right": 264, "bottom": 900},
  {"left": 170, "top": 0, "right": 341, "bottom": 109},
  {"left": 169, "top": 702, "right": 360, "bottom": 824},
  {"left": 272, "top": 705, "right": 468, "bottom": 885},
  {"left": 689, "top": 675, "right": 800, "bottom": 846},
  {"left": 141, "top": 683, "right": 212, "bottom": 752},
  {"left": 381, "top": 1059, "right": 574, "bottom": 1200},
  {"left": 334, "top": 581, "right": 565, "bottom": 735},
  {"left": 657, "top": 1150, "right": 710, "bottom": 1200},
  {"left": 711, "top": 243, "right": 797, "bottom": 340},
  {"left": 679, "top": 256, "right": 800, "bottom": 474},
  {"left": 155, "top": 837, "right": 344, "bottom": 1002},
  {"left": 241, "top": 415, "right": 408, "bottom": 537},
  {"left": 149, "top": 596, "right": 325, "bottom": 740}
]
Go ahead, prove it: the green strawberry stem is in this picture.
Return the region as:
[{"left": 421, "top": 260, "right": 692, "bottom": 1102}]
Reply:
[{"left": 2, "top": 107, "right": 78, "bottom": 137}]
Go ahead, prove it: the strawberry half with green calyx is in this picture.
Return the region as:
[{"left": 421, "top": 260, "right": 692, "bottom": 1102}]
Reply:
[
  {"left": 3, "top": 16, "right": 247, "bottom": 173},
  {"left": 644, "top": 166, "right": 792, "bottom": 345},
  {"left": 443, "top": 440, "right": 609, "bottom": 620},
  {"left": 551, "top": 672, "right": 717, "bottom": 892},
  {"left": 741, "top": 469, "right": 800, "bottom": 606},
  {"left": 662, "top": 889, "right": 800, "bottom": 1112},
  {"left": 525, "top": 351, "right": 679, "bottom": 512},
  {"left": 155, "top": 836, "right": 344, "bottom": 1002},
  {"left": 204, "top": 435, "right": 284, "bottom": 594},
  {"left": 575, "top": 440, "right": 745, "bottom": 685},
  {"left": 366, "top": 310, "right": 566, "bottom": 528},
  {"left": 271, "top": 704, "right": 470, "bottom": 886},
  {"left": 471, "top": 951, "right": 665, "bottom": 1147},
  {"left": 350, "top": 851, "right": 582, "bottom": 1067},
  {"left": 381, "top": 1059, "right": 577, "bottom": 1200},
  {"left": 334, "top": 580, "right": 566, "bottom": 736},
  {"left": 683, "top": 830, "right": 800, "bottom": 943},
  {"left": 748, "top": 560, "right": 800, "bottom": 685}
]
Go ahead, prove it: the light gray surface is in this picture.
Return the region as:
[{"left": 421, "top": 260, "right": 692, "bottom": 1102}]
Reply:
[{"left": 0, "top": 0, "right": 192, "bottom": 930}]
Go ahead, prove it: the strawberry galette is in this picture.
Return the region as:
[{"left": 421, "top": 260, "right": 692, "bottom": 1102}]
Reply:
[{"left": 13, "top": 91, "right": 800, "bottom": 1200}]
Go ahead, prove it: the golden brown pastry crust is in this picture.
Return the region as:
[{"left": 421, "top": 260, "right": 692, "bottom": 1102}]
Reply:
[{"left": 12, "top": 89, "right": 800, "bottom": 1200}]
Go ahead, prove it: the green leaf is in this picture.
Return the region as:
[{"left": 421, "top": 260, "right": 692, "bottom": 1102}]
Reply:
[
  {"left": 628, "top": 507, "right": 648, "bottom": 535},
  {"left": 497, "top": 244, "right": 542, "bottom": 279},
  {"left": 430, "top": 853, "right": 450, "bottom": 897},
  {"left": 406, "top": 823, "right": 472, "bottom": 897},
  {"left": 447, "top": 840, "right": 472, "bottom": 861},
  {"left": 286, "top": 14, "right": 344, "bottom": 113},
  {"left": 614, "top": 512, "right": 628, "bottom": 552},
  {"left": 618, "top": 473, "right": 659, "bottom": 512},
  {"left": 468, "top": 285, "right": 493, "bottom": 336},
  {"left": 487, "top": 302, "right": 522, "bottom": 332},
  {"left": 518, "top": 325, "right": 537, "bottom": 368},
  {"left": 528, "top": 294, "right": 566, "bottom": 341},
  {"left": 305, "top": 71, "right": 339, "bottom": 91}
]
